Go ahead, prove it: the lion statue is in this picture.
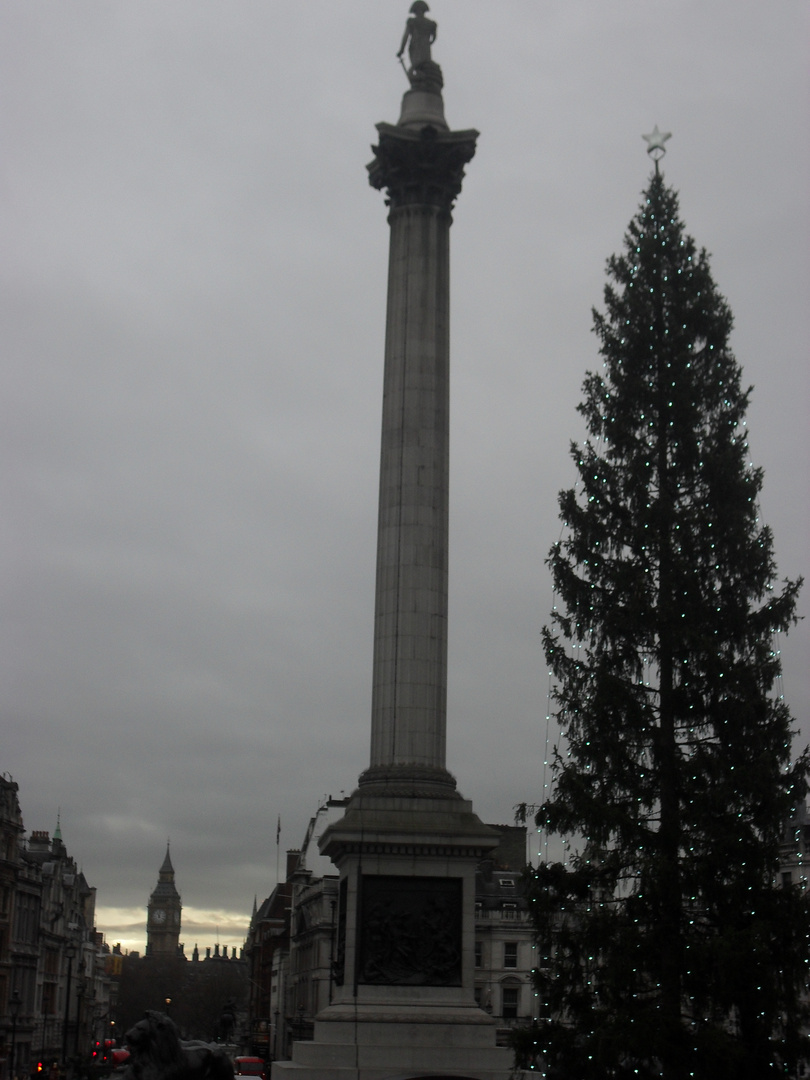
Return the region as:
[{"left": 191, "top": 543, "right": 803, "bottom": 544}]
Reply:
[{"left": 124, "top": 1011, "right": 234, "bottom": 1080}]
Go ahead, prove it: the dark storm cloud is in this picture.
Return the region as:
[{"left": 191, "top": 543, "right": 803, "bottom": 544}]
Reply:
[{"left": 3, "top": 0, "right": 807, "bottom": 949}]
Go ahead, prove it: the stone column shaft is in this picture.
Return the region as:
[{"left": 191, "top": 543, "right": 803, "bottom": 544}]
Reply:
[
  {"left": 370, "top": 201, "right": 450, "bottom": 772},
  {"left": 359, "top": 124, "right": 477, "bottom": 796}
]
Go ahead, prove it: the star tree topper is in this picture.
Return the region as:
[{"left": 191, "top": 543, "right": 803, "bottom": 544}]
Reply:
[{"left": 643, "top": 124, "right": 672, "bottom": 164}]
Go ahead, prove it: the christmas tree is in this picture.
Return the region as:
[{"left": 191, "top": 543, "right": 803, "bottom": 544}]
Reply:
[{"left": 518, "top": 142, "right": 809, "bottom": 1080}]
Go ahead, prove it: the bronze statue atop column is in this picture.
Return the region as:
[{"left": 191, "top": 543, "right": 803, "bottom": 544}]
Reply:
[{"left": 397, "top": 1, "right": 443, "bottom": 92}]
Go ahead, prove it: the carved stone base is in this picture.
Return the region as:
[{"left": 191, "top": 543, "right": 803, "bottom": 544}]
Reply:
[
  {"left": 271, "top": 1003, "right": 513, "bottom": 1080},
  {"left": 356, "top": 763, "right": 460, "bottom": 800},
  {"left": 285, "top": 791, "right": 509, "bottom": 1079},
  {"left": 398, "top": 84, "right": 448, "bottom": 130},
  {"left": 357, "top": 875, "right": 462, "bottom": 986}
]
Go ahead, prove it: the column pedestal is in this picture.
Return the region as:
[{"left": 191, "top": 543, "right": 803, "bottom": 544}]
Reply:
[{"left": 273, "top": 793, "right": 511, "bottom": 1080}]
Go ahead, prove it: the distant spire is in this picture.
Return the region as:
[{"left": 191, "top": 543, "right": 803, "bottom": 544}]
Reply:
[
  {"left": 54, "top": 808, "right": 62, "bottom": 841},
  {"left": 160, "top": 841, "right": 173, "bottom": 874}
]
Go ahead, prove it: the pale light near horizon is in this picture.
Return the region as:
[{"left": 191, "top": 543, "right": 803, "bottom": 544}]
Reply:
[{"left": 95, "top": 905, "right": 249, "bottom": 956}]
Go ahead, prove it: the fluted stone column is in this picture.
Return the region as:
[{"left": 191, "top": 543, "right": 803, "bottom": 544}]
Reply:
[
  {"left": 358, "top": 123, "right": 477, "bottom": 799},
  {"left": 313, "top": 106, "right": 501, "bottom": 1016},
  {"left": 276, "top": 15, "right": 513, "bottom": 1078}
]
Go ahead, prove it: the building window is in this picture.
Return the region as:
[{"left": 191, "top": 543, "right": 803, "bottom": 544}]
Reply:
[
  {"left": 504, "top": 942, "right": 517, "bottom": 968},
  {"left": 502, "top": 986, "right": 519, "bottom": 1019},
  {"left": 474, "top": 941, "right": 482, "bottom": 968},
  {"left": 782, "top": 871, "right": 793, "bottom": 887},
  {"left": 42, "top": 981, "right": 57, "bottom": 1015},
  {"left": 502, "top": 903, "right": 517, "bottom": 920},
  {"left": 499, "top": 879, "right": 515, "bottom": 889},
  {"left": 14, "top": 893, "right": 39, "bottom": 945}
]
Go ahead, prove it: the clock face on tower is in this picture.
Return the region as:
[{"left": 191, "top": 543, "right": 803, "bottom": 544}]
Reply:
[{"left": 153, "top": 909, "right": 167, "bottom": 924}]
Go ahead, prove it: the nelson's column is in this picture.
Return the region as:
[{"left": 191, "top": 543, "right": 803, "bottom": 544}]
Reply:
[{"left": 272, "top": 7, "right": 513, "bottom": 1079}]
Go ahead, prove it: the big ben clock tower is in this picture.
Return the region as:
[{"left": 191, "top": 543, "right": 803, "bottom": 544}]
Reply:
[{"left": 146, "top": 843, "right": 183, "bottom": 957}]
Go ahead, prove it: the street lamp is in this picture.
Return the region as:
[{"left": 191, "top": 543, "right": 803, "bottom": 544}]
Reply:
[
  {"left": 9, "top": 989, "right": 21, "bottom": 1080},
  {"left": 62, "top": 943, "right": 77, "bottom": 1068},
  {"left": 294, "top": 1005, "right": 305, "bottom": 1047},
  {"left": 164, "top": 998, "right": 171, "bottom": 1018},
  {"left": 328, "top": 900, "right": 337, "bottom": 1004},
  {"left": 74, "top": 981, "right": 85, "bottom": 1058}
]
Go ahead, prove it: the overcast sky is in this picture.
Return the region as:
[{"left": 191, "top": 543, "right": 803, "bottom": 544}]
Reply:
[{"left": 4, "top": 1, "right": 808, "bottom": 954}]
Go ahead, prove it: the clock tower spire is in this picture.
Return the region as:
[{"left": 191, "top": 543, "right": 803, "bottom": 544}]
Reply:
[{"left": 146, "top": 842, "right": 183, "bottom": 957}]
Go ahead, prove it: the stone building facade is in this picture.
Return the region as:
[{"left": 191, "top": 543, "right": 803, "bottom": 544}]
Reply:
[
  {"left": 473, "top": 829, "right": 536, "bottom": 1043},
  {"left": 243, "top": 861, "right": 294, "bottom": 1060},
  {"left": 0, "top": 776, "right": 116, "bottom": 1080}
]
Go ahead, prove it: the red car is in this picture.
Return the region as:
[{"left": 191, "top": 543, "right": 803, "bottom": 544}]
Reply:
[{"left": 233, "top": 1058, "right": 266, "bottom": 1080}]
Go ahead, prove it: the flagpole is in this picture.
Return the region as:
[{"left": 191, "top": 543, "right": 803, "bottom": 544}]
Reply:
[{"left": 275, "top": 815, "right": 280, "bottom": 886}]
